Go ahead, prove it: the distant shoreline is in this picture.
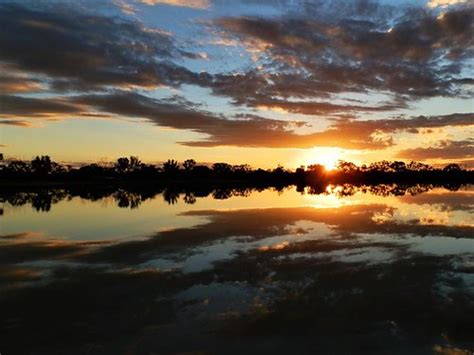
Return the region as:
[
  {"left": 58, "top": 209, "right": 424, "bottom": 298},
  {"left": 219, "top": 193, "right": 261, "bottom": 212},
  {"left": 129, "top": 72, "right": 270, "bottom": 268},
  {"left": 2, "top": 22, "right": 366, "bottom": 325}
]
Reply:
[
  {"left": 1, "top": 156, "right": 473, "bottom": 190},
  {"left": 1, "top": 173, "right": 473, "bottom": 189}
]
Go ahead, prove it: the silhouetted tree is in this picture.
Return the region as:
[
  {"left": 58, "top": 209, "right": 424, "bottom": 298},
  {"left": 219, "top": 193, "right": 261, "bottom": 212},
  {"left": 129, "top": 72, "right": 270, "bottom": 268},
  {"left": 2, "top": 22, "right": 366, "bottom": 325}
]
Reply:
[
  {"left": 390, "top": 161, "right": 407, "bottom": 173},
  {"left": 192, "top": 165, "right": 211, "bottom": 177},
  {"left": 369, "top": 160, "right": 393, "bottom": 173},
  {"left": 443, "top": 163, "right": 463, "bottom": 172},
  {"left": 295, "top": 166, "right": 306, "bottom": 181},
  {"left": 407, "top": 161, "right": 433, "bottom": 171},
  {"left": 212, "top": 163, "right": 232, "bottom": 175},
  {"left": 140, "top": 164, "right": 159, "bottom": 176},
  {"left": 163, "top": 159, "right": 180, "bottom": 174},
  {"left": 129, "top": 156, "right": 142, "bottom": 172},
  {"left": 336, "top": 161, "right": 358, "bottom": 173},
  {"left": 307, "top": 164, "right": 322, "bottom": 171},
  {"left": 116, "top": 157, "right": 130, "bottom": 173},
  {"left": 1, "top": 154, "right": 472, "bottom": 188},
  {"left": 183, "top": 159, "right": 196, "bottom": 172},
  {"left": 7, "top": 160, "right": 29, "bottom": 173},
  {"left": 233, "top": 164, "right": 251, "bottom": 173},
  {"left": 306, "top": 164, "right": 326, "bottom": 187},
  {"left": 31, "top": 156, "right": 52, "bottom": 175}
]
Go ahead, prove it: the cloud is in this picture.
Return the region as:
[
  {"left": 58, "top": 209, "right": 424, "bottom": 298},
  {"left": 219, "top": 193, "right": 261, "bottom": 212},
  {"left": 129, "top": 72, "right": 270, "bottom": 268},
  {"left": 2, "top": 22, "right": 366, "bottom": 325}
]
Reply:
[
  {"left": 138, "top": 0, "right": 210, "bottom": 8},
  {"left": 0, "top": 3, "right": 203, "bottom": 92},
  {"left": 217, "top": 5, "right": 474, "bottom": 63},
  {"left": 74, "top": 91, "right": 371, "bottom": 148},
  {"left": 70, "top": 92, "right": 474, "bottom": 149},
  {"left": 0, "top": 66, "right": 43, "bottom": 94},
  {"left": 427, "top": 0, "right": 469, "bottom": 8},
  {"left": 0, "top": 95, "right": 83, "bottom": 118},
  {"left": 181, "top": 112, "right": 474, "bottom": 149},
  {"left": 212, "top": 6, "right": 473, "bottom": 110},
  {"left": 0, "top": 119, "right": 31, "bottom": 127},
  {"left": 2, "top": 90, "right": 473, "bottom": 150},
  {"left": 397, "top": 139, "right": 474, "bottom": 160},
  {"left": 207, "top": 70, "right": 412, "bottom": 117},
  {"left": 250, "top": 97, "right": 408, "bottom": 116},
  {"left": 0, "top": 0, "right": 472, "bottom": 157}
]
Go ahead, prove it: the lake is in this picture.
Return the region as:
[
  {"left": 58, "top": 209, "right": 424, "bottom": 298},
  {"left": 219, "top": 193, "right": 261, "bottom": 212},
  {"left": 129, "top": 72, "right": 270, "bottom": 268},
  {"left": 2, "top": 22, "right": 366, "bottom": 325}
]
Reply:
[{"left": 1, "top": 184, "right": 473, "bottom": 354}]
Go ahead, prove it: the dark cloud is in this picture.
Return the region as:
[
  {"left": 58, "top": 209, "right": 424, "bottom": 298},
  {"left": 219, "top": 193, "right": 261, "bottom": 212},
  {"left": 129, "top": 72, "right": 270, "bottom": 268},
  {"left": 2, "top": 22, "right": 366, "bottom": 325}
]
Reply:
[
  {"left": 0, "top": 119, "right": 31, "bottom": 127},
  {"left": 0, "top": 2, "right": 204, "bottom": 91},
  {"left": 0, "top": 1, "right": 472, "bottom": 156},
  {"left": 68, "top": 92, "right": 474, "bottom": 149},
  {"left": 212, "top": 5, "right": 473, "bottom": 110},
  {"left": 0, "top": 73, "right": 42, "bottom": 94},
  {"left": 2, "top": 1, "right": 471, "bottom": 112},
  {"left": 0, "top": 95, "right": 83, "bottom": 118},
  {"left": 245, "top": 96, "right": 408, "bottom": 116},
  {"left": 74, "top": 91, "right": 372, "bottom": 148},
  {"left": 397, "top": 139, "right": 474, "bottom": 160},
  {"left": 1, "top": 91, "right": 472, "bottom": 149}
]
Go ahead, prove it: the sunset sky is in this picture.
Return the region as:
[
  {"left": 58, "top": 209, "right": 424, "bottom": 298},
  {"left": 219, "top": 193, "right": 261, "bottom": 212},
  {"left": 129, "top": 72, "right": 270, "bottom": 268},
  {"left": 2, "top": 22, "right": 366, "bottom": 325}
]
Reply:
[{"left": 0, "top": 0, "right": 472, "bottom": 168}]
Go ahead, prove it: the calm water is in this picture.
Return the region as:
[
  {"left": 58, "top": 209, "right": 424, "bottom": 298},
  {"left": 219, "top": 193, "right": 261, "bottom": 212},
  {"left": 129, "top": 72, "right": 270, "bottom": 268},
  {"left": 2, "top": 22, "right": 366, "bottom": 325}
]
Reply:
[{"left": 1, "top": 185, "right": 473, "bottom": 354}]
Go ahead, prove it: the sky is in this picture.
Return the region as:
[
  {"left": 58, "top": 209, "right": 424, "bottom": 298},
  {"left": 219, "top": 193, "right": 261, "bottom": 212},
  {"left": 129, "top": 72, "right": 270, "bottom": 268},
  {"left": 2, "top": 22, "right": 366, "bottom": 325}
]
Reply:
[{"left": 0, "top": 0, "right": 472, "bottom": 169}]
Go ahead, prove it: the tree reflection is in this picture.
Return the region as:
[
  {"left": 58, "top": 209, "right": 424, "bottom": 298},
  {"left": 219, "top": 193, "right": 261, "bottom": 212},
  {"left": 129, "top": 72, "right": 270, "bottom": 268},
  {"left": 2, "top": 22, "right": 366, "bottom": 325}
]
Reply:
[
  {"left": 2, "top": 190, "right": 68, "bottom": 212},
  {"left": 212, "top": 188, "right": 232, "bottom": 200},
  {"left": 183, "top": 192, "right": 196, "bottom": 204},
  {"left": 113, "top": 190, "right": 142, "bottom": 209},
  {"left": 1, "top": 183, "right": 471, "bottom": 211},
  {"left": 163, "top": 188, "right": 180, "bottom": 204},
  {"left": 321, "top": 183, "right": 441, "bottom": 198}
]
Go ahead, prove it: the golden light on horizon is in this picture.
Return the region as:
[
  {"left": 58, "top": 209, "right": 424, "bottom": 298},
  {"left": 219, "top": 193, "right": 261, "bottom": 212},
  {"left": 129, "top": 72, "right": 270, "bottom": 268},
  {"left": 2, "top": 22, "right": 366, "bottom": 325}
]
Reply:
[
  {"left": 304, "top": 148, "right": 341, "bottom": 171},
  {"left": 320, "top": 154, "right": 340, "bottom": 171}
]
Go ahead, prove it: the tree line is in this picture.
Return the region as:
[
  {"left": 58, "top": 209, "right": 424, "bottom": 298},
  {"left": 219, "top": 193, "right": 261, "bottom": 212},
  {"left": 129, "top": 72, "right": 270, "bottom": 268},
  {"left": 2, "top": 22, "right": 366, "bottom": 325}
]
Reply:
[
  {"left": 0, "top": 155, "right": 472, "bottom": 186},
  {"left": 1, "top": 183, "right": 464, "bottom": 212}
]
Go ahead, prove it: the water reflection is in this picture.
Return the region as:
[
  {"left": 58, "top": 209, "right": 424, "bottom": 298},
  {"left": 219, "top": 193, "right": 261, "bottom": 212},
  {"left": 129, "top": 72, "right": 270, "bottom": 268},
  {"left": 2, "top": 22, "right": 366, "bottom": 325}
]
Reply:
[
  {"left": 1, "top": 183, "right": 469, "bottom": 212},
  {"left": 0, "top": 185, "right": 473, "bottom": 354}
]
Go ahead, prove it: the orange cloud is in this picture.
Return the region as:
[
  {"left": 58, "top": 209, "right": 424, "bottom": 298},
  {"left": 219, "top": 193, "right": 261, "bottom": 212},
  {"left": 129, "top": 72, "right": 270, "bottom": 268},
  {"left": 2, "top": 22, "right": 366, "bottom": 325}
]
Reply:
[{"left": 397, "top": 139, "right": 474, "bottom": 160}]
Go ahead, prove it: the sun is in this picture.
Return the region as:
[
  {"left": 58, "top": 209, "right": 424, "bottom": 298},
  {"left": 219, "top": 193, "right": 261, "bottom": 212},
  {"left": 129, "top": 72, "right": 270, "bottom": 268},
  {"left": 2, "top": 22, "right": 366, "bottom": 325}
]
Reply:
[
  {"left": 318, "top": 153, "right": 340, "bottom": 171},
  {"left": 305, "top": 148, "right": 341, "bottom": 171}
]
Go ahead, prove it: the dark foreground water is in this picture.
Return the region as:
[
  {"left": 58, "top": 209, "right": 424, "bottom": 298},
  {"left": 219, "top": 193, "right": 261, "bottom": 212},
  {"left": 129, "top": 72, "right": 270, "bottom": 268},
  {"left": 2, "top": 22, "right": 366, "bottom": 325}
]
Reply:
[{"left": 1, "top": 185, "right": 473, "bottom": 355}]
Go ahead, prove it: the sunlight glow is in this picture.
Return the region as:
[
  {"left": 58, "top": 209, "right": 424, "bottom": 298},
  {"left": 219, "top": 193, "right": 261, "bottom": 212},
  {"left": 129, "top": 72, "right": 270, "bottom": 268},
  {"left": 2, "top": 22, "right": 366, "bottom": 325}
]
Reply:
[{"left": 311, "top": 149, "right": 341, "bottom": 171}]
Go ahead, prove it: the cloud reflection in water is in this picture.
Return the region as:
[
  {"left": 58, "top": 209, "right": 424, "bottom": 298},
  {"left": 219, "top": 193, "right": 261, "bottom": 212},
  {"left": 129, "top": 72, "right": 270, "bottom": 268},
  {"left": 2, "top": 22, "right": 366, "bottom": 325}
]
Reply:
[{"left": 0, "top": 185, "right": 473, "bottom": 354}]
